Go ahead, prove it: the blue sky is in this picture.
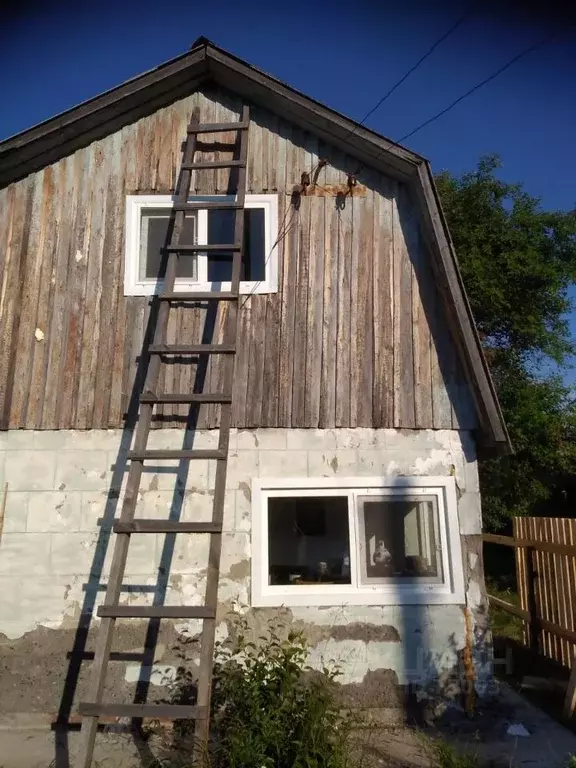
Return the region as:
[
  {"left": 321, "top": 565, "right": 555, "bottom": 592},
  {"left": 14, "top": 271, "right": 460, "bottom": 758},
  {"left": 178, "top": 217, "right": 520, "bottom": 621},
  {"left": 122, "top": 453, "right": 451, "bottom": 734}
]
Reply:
[{"left": 2, "top": 0, "right": 575, "bottom": 375}]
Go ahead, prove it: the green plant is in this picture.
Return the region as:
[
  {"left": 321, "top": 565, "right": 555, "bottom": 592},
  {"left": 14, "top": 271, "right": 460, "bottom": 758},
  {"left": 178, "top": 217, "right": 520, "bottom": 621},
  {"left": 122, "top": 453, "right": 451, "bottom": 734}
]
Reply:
[
  {"left": 486, "top": 581, "right": 523, "bottom": 643},
  {"left": 566, "top": 755, "right": 576, "bottom": 768},
  {"left": 210, "top": 621, "right": 354, "bottom": 768},
  {"left": 427, "top": 738, "right": 480, "bottom": 768}
]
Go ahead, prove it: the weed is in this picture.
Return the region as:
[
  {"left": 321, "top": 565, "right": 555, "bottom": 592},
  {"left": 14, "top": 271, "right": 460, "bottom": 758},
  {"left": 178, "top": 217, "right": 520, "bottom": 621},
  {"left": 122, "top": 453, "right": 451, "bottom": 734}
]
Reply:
[
  {"left": 486, "top": 581, "right": 523, "bottom": 643},
  {"left": 210, "top": 619, "right": 355, "bottom": 768},
  {"left": 427, "top": 738, "right": 480, "bottom": 768}
]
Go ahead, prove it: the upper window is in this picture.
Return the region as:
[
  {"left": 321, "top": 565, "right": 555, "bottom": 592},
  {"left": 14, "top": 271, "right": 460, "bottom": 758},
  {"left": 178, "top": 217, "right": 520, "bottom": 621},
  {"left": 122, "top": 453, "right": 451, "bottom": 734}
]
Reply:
[
  {"left": 251, "top": 477, "right": 465, "bottom": 607},
  {"left": 124, "top": 194, "right": 278, "bottom": 295}
]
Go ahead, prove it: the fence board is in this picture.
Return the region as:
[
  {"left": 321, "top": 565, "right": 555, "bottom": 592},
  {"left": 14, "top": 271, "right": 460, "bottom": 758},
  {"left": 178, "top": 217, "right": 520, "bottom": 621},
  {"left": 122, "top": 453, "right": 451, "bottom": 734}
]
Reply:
[{"left": 511, "top": 517, "right": 576, "bottom": 669}]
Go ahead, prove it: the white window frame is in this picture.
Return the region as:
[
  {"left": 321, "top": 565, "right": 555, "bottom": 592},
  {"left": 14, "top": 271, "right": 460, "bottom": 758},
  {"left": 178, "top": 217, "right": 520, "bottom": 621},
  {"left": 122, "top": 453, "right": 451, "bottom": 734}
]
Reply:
[
  {"left": 251, "top": 476, "right": 465, "bottom": 607},
  {"left": 124, "top": 194, "right": 279, "bottom": 296}
]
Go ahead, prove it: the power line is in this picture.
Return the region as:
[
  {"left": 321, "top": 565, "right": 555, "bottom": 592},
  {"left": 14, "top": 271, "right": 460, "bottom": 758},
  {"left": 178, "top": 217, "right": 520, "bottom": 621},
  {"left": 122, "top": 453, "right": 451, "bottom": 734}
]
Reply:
[
  {"left": 398, "top": 28, "right": 562, "bottom": 143},
  {"left": 340, "top": 3, "right": 475, "bottom": 150},
  {"left": 356, "top": 4, "right": 476, "bottom": 129}
]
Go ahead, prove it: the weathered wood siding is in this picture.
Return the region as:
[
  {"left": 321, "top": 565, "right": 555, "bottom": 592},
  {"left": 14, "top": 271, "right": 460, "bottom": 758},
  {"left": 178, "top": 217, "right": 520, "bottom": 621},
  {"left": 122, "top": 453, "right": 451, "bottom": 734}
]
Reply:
[{"left": 0, "top": 87, "right": 476, "bottom": 430}]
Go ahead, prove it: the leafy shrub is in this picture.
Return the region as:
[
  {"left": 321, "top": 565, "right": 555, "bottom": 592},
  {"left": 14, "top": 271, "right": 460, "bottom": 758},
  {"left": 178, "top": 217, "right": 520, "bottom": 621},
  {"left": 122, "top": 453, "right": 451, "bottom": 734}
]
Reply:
[{"left": 210, "top": 621, "right": 354, "bottom": 768}]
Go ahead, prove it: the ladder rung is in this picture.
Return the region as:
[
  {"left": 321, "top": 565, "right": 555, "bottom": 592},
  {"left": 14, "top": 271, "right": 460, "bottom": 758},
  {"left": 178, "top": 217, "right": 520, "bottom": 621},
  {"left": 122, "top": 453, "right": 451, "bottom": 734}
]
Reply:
[
  {"left": 140, "top": 392, "right": 231, "bottom": 404},
  {"left": 78, "top": 703, "right": 208, "bottom": 720},
  {"left": 149, "top": 344, "right": 235, "bottom": 354},
  {"left": 114, "top": 520, "right": 222, "bottom": 534},
  {"left": 164, "top": 243, "right": 241, "bottom": 252},
  {"left": 187, "top": 121, "right": 249, "bottom": 134},
  {"left": 97, "top": 605, "right": 215, "bottom": 619},
  {"left": 158, "top": 291, "right": 239, "bottom": 301},
  {"left": 181, "top": 160, "right": 246, "bottom": 170},
  {"left": 172, "top": 202, "right": 242, "bottom": 211},
  {"left": 128, "top": 449, "right": 227, "bottom": 460}
]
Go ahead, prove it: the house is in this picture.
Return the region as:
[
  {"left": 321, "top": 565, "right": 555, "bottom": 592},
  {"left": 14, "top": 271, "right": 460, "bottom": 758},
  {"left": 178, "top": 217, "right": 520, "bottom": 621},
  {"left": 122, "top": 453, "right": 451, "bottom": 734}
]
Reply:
[{"left": 0, "top": 37, "right": 510, "bottom": 739}]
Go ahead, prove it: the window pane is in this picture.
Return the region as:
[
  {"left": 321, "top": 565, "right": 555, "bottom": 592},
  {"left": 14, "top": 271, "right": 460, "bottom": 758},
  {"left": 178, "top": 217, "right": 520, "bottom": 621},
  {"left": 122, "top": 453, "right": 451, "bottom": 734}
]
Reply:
[
  {"left": 267, "top": 496, "right": 351, "bottom": 585},
  {"left": 357, "top": 496, "right": 443, "bottom": 584},
  {"left": 139, "top": 208, "right": 197, "bottom": 280},
  {"left": 207, "top": 208, "right": 266, "bottom": 282}
]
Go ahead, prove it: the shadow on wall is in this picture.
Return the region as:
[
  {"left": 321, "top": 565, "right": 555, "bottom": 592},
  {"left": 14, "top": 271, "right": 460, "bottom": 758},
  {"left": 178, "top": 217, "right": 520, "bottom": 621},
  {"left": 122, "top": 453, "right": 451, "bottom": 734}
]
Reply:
[{"left": 52, "top": 104, "right": 244, "bottom": 768}]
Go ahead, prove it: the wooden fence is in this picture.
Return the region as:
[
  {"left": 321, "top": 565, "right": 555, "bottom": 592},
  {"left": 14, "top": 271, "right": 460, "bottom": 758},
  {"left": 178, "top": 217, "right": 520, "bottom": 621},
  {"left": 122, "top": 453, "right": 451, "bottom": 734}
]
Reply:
[{"left": 483, "top": 517, "right": 576, "bottom": 720}]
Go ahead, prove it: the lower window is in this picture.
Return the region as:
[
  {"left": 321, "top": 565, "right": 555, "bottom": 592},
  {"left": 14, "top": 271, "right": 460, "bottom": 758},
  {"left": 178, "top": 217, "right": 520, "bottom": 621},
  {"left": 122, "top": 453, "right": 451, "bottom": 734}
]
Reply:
[{"left": 252, "top": 477, "right": 465, "bottom": 606}]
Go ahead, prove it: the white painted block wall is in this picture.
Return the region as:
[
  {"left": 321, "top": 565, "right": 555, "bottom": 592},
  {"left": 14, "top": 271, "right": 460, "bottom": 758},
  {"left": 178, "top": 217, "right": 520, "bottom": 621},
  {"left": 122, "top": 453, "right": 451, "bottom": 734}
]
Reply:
[{"left": 0, "top": 428, "right": 486, "bottom": 692}]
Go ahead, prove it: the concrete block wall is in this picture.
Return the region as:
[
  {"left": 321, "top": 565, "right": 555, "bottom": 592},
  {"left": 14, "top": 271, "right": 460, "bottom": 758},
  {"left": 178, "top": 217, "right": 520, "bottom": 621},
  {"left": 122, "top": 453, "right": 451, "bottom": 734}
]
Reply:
[{"left": 0, "top": 427, "right": 487, "bottom": 712}]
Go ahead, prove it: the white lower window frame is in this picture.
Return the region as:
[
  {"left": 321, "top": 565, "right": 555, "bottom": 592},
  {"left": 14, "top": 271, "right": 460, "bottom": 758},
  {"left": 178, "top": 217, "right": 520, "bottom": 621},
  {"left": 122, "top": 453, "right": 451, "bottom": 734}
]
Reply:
[
  {"left": 124, "top": 194, "right": 278, "bottom": 296},
  {"left": 251, "top": 476, "right": 465, "bottom": 607}
]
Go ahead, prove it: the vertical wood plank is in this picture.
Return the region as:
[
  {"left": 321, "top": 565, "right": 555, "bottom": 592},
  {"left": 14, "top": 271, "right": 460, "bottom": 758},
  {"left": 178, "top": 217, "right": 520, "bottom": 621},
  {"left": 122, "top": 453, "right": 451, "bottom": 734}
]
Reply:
[
  {"left": 514, "top": 517, "right": 528, "bottom": 646},
  {"left": 212, "top": 302, "right": 229, "bottom": 428},
  {"left": 0, "top": 185, "right": 16, "bottom": 425},
  {"left": 0, "top": 186, "right": 13, "bottom": 303},
  {"left": 214, "top": 88, "right": 236, "bottom": 195},
  {"left": 267, "top": 112, "right": 279, "bottom": 193},
  {"left": 304, "top": 195, "right": 324, "bottom": 428},
  {"left": 372, "top": 178, "right": 394, "bottom": 428},
  {"left": 92, "top": 131, "right": 123, "bottom": 428},
  {"left": 553, "top": 517, "right": 569, "bottom": 665},
  {"left": 541, "top": 518, "right": 556, "bottom": 661},
  {"left": 108, "top": 124, "right": 135, "bottom": 427},
  {"left": 24, "top": 169, "right": 58, "bottom": 427},
  {"left": 534, "top": 519, "right": 549, "bottom": 659},
  {"left": 260, "top": 112, "right": 271, "bottom": 194},
  {"left": 57, "top": 155, "right": 86, "bottom": 429},
  {"left": 430, "top": 283, "right": 453, "bottom": 429},
  {"left": 261, "top": 121, "right": 287, "bottom": 427},
  {"left": 9, "top": 173, "right": 45, "bottom": 427},
  {"left": 62, "top": 150, "right": 91, "bottom": 428},
  {"left": 352, "top": 177, "right": 373, "bottom": 427},
  {"left": 410, "top": 195, "right": 433, "bottom": 429},
  {"left": 291, "top": 196, "right": 310, "bottom": 426},
  {"left": 549, "top": 519, "right": 563, "bottom": 663},
  {"left": 277, "top": 152, "right": 298, "bottom": 428},
  {"left": 75, "top": 143, "right": 108, "bottom": 429},
  {"left": 42, "top": 159, "right": 75, "bottom": 427},
  {"left": 569, "top": 520, "right": 576, "bottom": 667},
  {"left": 247, "top": 111, "right": 262, "bottom": 194},
  {"left": 563, "top": 520, "right": 576, "bottom": 667},
  {"left": 246, "top": 297, "right": 266, "bottom": 427},
  {"left": 232, "top": 302, "right": 250, "bottom": 427},
  {"left": 0, "top": 180, "right": 32, "bottom": 428},
  {"left": 319, "top": 150, "right": 339, "bottom": 428},
  {"left": 335, "top": 179, "right": 352, "bottom": 427},
  {"left": 393, "top": 185, "right": 415, "bottom": 428}
]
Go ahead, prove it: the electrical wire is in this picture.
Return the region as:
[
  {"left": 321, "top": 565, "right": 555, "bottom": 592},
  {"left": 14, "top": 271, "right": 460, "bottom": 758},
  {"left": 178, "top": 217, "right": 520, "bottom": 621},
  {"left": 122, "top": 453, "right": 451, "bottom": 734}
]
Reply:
[
  {"left": 361, "top": 5, "right": 475, "bottom": 127},
  {"left": 397, "top": 28, "right": 562, "bottom": 142},
  {"left": 339, "top": 3, "right": 476, "bottom": 148}
]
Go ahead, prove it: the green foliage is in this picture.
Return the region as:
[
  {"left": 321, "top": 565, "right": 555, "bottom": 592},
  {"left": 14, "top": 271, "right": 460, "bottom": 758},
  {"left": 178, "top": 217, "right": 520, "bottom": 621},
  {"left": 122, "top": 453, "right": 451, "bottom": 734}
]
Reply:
[
  {"left": 210, "top": 621, "right": 354, "bottom": 768},
  {"left": 436, "top": 156, "right": 576, "bottom": 530},
  {"left": 436, "top": 155, "right": 576, "bottom": 365},
  {"left": 427, "top": 739, "right": 480, "bottom": 768},
  {"left": 485, "top": 580, "right": 523, "bottom": 642}
]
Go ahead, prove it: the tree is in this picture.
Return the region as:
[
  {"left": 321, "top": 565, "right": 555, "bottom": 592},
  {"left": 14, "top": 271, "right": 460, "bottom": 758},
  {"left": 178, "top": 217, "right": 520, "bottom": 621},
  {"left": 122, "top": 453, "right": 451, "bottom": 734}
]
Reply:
[{"left": 435, "top": 155, "right": 576, "bottom": 531}]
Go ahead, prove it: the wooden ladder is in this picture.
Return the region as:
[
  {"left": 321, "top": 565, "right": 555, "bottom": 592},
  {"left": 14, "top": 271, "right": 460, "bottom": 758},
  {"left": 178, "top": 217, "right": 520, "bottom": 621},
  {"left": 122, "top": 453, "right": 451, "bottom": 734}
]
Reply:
[{"left": 77, "top": 105, "right": 250, "bottom": 768}]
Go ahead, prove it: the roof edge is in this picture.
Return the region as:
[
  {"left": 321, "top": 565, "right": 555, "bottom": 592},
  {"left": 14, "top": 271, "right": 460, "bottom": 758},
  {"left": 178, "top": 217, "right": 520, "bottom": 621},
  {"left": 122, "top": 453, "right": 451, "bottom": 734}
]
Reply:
[{"left": 415, "top": 162, "right": 511, "bottom": 453}]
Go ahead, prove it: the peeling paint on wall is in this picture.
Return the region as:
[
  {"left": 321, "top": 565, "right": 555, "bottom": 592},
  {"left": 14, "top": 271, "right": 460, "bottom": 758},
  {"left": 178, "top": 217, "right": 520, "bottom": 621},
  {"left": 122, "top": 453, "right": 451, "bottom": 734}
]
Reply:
[{"left": 0, "top": 427, "right": 489, "bottom": 712}]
